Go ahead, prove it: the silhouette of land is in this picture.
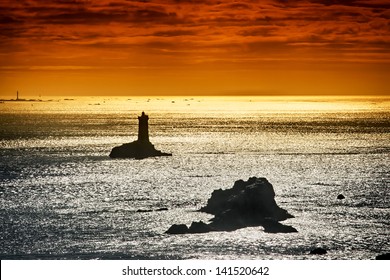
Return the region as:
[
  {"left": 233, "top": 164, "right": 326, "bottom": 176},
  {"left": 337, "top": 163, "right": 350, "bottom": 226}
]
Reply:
[
  {"left": 166, "top": 177, "right": 297, "bottom": 234},
  {"left": 0, "top": 91, "right": 50, "bottom": 102},
  {"left": 0, "top": 99, "right": 46, "bottom": 102},
  {"left": 109, "top": 112, "right": 172, "bottom": 159}
]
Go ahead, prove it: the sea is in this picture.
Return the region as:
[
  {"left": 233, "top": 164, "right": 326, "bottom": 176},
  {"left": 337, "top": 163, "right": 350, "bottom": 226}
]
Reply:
[{"left": 0, "top": 96, "right": 389, "bottom": 260}]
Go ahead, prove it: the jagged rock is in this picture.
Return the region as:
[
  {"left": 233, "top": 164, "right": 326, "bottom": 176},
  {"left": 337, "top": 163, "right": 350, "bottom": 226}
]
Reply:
[
  {"left": 208, "top": 208, "right": 248, "bottom": 231},
  {"left": 375, "top": 253, "right": 390, "bottom": 260},
  {"left": 136, "top": 209, "right": 153, "bottom": 213},
  {"left": 165, "top": 224, "right": 188, "bottom": 234},
  {"left": 188, "top": 221, "right": 214, "bottom": 233},
  {"left": 262, "top": 219, "right": 298, "bottom": 233},
  {"left": 337, "top": 194, "right": 345, "bottom": 200},
  {"left": 109, "top": 140, "right": 171, "bottom": 159},
  {"left": 137, "top": 207, "right": 168, "bottom": 213},
  {"left": 201, "top": 177, "right": 294, "bottom": 231},
  {"left": 310, "top": 248, "right": 327, "bottom": 255},
  {"left": 166, "top": 177, "right": 296, "bottom": 234}
]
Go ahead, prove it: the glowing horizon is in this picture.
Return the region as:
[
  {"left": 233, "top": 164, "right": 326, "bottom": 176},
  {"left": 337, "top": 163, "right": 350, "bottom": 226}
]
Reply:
[{"left": 0, "top": 0, "right": 389, "bottom": 97}]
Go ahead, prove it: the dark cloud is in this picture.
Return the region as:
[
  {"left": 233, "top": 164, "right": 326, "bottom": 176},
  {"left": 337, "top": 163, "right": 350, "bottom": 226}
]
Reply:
[
  {"left": 37, "top": 8, "right": 181, "bottom": 25},
  {"left": 238, "top": 27, "right": 277, "bottom": 37},
  {"left": 0, "top": 3, "right": 183, "bottom": 32},
  {"left": 0, "top": 15, "right": 23, "bottom": 24},
  {"left": 132, "top": 9, "right": 180, "bottom": 23},
  {"left": 152, "top": 29, "right": 197, "bottom": 36},
  {"left": 223, "top": 2, "right": 252, "bottom": 10},
  {"left": 311, "top": 0, "right": 390, "bottom": 9},
  {"left": 39, "top": 9, "right": 129, "bottom": 24},
  {"left": 170, "top": 0, "right": 214, "bottom": 4},
  {"left": 0, "top": 0, "right": 388, "bottom": 65}
]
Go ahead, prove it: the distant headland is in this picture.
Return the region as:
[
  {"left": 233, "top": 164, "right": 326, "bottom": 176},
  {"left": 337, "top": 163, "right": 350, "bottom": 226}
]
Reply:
[
  {"left": 109, "top": 112, "right": 172, "bottom": 159},
  {"left": 0, "top": 91, "right": 53, "bottom": 102}
]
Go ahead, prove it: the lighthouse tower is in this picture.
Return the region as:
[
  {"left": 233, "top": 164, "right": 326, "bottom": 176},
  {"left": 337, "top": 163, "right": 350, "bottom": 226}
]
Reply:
[{"left": 137, "top": 112, "right": 150, "bottom": 143}]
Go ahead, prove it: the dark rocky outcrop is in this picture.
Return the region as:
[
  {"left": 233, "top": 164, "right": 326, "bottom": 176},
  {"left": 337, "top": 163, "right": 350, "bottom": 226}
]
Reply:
[
  {"left": 136, "top": 207, "right": 169, "bottom": 213},
  {"left": 166, "top": 224, "right": 189, "bottom": 234},
  {"left": 109, "top": 140, "right": 171, "bottom": 159},
  {"left": 188, "top": 221, "right": 214, "bottom": 234},
  {"left": 166, "top": 177, "right": 297, "bottom": 234},
  {"left": 136, "top": 209, "right": 153, "bottom": 213},
  {"left": 337, "top": 194, "right": 345, "bottom": 200},
  {"left": 262, "top": 218, "right": 298, "bottom": 233},
  {"left": 375, "top": 253, "right": 390, "bottom": 260},
  {"left": 201, "top": 177, "right": 294, "bottom": 228},
  {"left": 310, "top": 248, "right": 327, "bottom": 255}
]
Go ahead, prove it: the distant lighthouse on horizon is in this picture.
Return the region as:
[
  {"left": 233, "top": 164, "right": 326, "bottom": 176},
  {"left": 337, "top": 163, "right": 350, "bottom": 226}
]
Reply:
[{"left": 16, "top": 90, "right": 19, "bottom": 100}]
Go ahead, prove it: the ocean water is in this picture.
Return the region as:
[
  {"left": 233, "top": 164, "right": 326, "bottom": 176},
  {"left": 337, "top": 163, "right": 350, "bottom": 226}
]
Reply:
[{"left": 0, "top": 96, "right": 389, "bottom": 259}]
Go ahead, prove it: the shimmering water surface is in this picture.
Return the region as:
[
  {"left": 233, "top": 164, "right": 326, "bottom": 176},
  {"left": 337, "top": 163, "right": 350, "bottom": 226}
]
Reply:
[{"left": 0, "top": 96, "right": 389, "bottom": 259}]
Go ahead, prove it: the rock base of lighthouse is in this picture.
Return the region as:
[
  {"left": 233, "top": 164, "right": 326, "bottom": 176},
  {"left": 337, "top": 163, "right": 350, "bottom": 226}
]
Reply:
[{"left": 109, "top": 140, "right": 172, "bottom": 159}]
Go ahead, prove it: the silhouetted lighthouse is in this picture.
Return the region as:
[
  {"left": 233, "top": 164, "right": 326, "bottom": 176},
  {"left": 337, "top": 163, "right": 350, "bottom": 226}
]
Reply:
[
  {"left": 137, "top": 112, "right": 149, "bottom": 143},
  {"left": 109, "top": 111, "right": 171, "bottom": 158}
]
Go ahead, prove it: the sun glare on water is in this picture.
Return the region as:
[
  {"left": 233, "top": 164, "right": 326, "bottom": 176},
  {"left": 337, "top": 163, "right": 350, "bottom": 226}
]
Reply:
[{"left": 1, "top": 95, "right": 388, "bottom": 115}]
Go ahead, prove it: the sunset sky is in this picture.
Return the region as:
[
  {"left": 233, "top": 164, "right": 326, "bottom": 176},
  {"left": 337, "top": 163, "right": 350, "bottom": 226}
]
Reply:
[{"left": 0, "top": 0, "right": 389, "bottom": 97}]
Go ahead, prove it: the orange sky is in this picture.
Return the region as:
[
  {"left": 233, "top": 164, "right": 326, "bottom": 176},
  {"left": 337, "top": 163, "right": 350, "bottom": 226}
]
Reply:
[{"left": 0, "top": 0, "right": 389, "bottom": 97}]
